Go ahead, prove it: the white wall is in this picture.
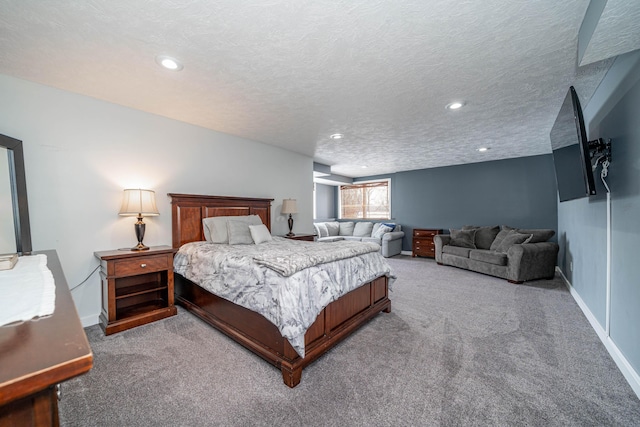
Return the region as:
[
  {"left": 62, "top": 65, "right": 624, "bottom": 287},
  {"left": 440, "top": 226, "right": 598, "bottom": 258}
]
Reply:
[{"left": 0, "top": 74, "right": 314, "bottom": 326}]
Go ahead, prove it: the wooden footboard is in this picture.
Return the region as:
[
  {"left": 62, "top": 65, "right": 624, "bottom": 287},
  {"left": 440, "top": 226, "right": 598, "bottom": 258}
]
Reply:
[{"left": 175, "top": 272, "right": 390, "bottom": 387}]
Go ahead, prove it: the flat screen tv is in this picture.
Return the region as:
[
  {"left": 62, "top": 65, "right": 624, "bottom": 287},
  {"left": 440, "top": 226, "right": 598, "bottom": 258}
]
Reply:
[{"left": 550, "top": 86, "right": 596, "bottom": 202}]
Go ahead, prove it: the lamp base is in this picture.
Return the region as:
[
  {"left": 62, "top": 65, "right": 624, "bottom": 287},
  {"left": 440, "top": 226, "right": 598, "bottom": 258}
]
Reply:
[
  {"left": 286, "top": 232, "right": 295, "bottom": 237},
  {"left": 131, "top": 242, "right": 150, "bottom": 251}
]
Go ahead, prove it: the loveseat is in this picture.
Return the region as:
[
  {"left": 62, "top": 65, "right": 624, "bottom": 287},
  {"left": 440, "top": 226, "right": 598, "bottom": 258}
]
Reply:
[
  {"left": 434, "top": 225, "right": 559, "bottom": 283},
  {"left": 313, "top": 221, "right": 405, "bottom": 258}
]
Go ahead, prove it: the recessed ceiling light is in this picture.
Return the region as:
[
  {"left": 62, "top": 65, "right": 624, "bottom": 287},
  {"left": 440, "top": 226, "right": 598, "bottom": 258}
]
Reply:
[
  {"left": 155, "top": 55, "right": 184, "bottom": 71},
  {"left": 329, "top": 133, "right": 344, "bottom": 140},
  {"left": 476, "top": 147, "right": 490, "bottom": 152},
  {"left": 446, "top": 101, "right": 465, "bottom": 110}
]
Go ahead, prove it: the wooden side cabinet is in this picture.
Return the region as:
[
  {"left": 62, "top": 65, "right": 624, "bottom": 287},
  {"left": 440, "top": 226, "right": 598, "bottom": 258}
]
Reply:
[
  {"left": 283, "top": 234, "right": 316, "bottom": 241},
  {"left": 412, "top": 228, "right": 442, "bottom": 258},
  {"left": 94, "top": 246, "right": 177, "bottom": 335}
]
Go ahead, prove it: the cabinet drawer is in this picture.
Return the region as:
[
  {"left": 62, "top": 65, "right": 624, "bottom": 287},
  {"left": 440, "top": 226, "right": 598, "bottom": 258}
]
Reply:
[
  {"left": 115, "top": 255, "right": 169, "bottom": 276},
  {"left": 413, "top": 238, "right": 434, "bottom": 247},
  {"left": 413, "top": 229, "right": 438, "bottom": 238}
]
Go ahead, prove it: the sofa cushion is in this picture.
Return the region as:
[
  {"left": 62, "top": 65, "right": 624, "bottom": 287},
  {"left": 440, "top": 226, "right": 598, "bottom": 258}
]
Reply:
[
  {"left": 318, "top": 236, "right": 345, "bottom": 242},
  {"left": 449, "top": 229, "right": 476, "bottom": 248},
  {"left": 494, "top": 230, "right": 533, "bottom": 253},
  {"left": 515, "top": 228, "right": 555, "bottom": 243},
  {"left": 353, "top": 222, "right": 374, "bottom": 237},
  {"left": 361, "top": 237, "right": 381, "bottom": 245},
  {"left": 314, "top": 223, "right": 329, "bottom": 237},
  {"left": 325, "top": 221, "right": 340, "bottom": 236},
  {"left": 469, "top": 249, "right": 508, "bottom": 266},
  {"left": 442, "top": 245, "right": 472, "bottom": 258},
  {"left": 339, "top": 222, "right": 355, "bottom": 236},
  {"left": 372, "top": 224, "right": 393, "bottom": 239},
  {"left": 382, "top": 222, "right": 396, "bottom": 231},
  {"left": 489, "top": 229, "right": 511, "bottom": 251},
  {"left": 463, "top": 225, "right": 500, "bottom": 249}
]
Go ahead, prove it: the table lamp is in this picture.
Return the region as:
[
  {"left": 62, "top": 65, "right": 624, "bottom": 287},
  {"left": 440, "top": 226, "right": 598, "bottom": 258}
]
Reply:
[
  {"left": 281, "top": 199, "right": 298, "bottom": 237},
  {"left": 119, "top": 189, "right": 160, "bottom": 251}
]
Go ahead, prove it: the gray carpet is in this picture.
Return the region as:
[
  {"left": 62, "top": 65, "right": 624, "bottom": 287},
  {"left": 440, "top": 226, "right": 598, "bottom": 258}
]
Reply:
[{"left": 59, "top": 256, "right": 640, "bottom": 426}]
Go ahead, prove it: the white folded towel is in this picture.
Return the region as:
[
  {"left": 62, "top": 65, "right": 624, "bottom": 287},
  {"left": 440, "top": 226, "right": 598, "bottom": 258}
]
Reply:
[{"left": 0, "top": 254, "right": 56, "bottom": 327}]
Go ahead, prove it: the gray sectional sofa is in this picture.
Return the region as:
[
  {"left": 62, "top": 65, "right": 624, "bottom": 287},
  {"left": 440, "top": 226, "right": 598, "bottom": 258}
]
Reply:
[
  {"left": 313, "top": 221, "right": 405, "bottom": 257},
  {"left": 434, "top": 225, "right": 559, "bottom": 283}
]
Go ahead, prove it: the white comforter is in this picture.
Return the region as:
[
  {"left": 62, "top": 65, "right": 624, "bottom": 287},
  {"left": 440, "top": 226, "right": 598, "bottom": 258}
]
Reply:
[{"left": 173, "top": 237, "right": 395, "bottom": 357}]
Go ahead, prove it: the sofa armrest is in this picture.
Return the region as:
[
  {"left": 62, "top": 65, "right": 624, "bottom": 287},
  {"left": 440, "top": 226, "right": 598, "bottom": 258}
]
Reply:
[
  {"left": 507, "top": 242, "right": 559, "bottom": 282},
  {"left": 382, "top": 231, "right": 404, "bottom": 241},
  {"left": 433, "top": 234, "right": 450, "bottom": 263}
]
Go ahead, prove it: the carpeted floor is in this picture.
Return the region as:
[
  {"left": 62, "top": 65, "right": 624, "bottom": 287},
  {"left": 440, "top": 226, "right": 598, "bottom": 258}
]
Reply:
[{"left": 59, "top": 256, "right": 640, "bottom": 426}]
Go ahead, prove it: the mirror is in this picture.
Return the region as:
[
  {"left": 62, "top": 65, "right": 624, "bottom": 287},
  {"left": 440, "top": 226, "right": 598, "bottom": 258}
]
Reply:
[{"left": 0, "top": 134, "right": 32, "bottom": 255}]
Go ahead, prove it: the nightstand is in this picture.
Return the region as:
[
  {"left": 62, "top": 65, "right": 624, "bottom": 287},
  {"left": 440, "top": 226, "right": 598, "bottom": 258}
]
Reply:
[
  {"left": 412, "top": 228, "right": 442, "bottom": 258},
  {"left": 283, "top": 234, "right": 316, "bottom": 241},
  {"left": 94, "top": 246, "right": 177, "bottom": 335}
]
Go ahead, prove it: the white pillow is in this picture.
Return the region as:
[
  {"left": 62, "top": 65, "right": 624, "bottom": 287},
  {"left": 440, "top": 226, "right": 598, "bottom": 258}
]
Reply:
[
  {"left": 227, "top": 219, "right": 254, "bottom": 245},
  {"left": 203, "top": 215, "right": 262, "bottom": 243},
  {"left": 249, "top": 224, "right": 272, "bottom": 244},
  {"left": 372, "top": 224, "right": 393, "bottom": 239},
  {"left": 316, "top": 223, "right": 329, "bottom": 237}
]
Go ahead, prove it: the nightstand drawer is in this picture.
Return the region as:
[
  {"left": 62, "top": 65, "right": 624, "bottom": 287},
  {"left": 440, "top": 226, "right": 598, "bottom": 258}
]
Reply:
[
  {"left": 115, "top": 255, "right": 169, "bottom": 276},
  {"left": 414, "top": 229, "right": 438, "bottom": 238},
  {"left": 413, "top": 238, "right": 434, "bottom": 247}
]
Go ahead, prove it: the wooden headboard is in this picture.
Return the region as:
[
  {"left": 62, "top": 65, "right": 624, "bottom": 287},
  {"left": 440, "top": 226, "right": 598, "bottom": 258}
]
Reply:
[{"left": 168, "top": 194, "right": 274, "bottom": 248}]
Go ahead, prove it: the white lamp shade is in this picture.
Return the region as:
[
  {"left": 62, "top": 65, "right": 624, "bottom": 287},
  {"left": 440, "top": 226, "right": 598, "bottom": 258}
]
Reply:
[
  {"left": 119, "top": 189, "right": 160, "bottom": 216},
  {"left": 281, "top": 199, "right": 298, "bottom": 215}
]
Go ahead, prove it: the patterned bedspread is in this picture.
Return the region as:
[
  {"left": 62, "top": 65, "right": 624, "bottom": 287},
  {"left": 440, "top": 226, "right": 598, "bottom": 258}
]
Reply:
[{"left": 174, "top": 237, "right": 395, "bottom": 357}]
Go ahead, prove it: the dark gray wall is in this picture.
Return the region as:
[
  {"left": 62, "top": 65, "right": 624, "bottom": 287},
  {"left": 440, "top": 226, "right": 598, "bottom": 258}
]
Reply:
[
  {"left": 348, "top": 154, "right": 558, "bottom": 251},
  {"left": 558, "top": 50, "right": 640, "bottom": 380},
  {"left": 314, "top": 183, "right": 336, "bottom": 221}
]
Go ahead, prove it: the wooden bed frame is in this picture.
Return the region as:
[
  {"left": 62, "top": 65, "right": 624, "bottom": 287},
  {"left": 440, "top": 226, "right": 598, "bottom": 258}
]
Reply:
[{"left": 169, "top": 193, "right": 391, "bottom": 387}]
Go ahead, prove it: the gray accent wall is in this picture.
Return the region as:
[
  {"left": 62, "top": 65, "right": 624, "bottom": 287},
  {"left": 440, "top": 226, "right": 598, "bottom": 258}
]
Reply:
[
  {"left": 559, "top": 50, "right": 640, "bottom": 384},
  {"left": 354, "top": 154, "right": 558, "bottom": 251}
]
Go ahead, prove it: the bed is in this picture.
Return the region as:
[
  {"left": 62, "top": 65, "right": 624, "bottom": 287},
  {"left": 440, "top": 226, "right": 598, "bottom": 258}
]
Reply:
[{"left": 169, "top": 193, "right": 393, "bottom": 387}]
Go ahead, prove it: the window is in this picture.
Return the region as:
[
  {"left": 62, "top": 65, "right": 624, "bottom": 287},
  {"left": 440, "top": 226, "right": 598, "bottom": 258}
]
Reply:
[{"left": 339, "top": 179, "right": 390, "bottom": 219}]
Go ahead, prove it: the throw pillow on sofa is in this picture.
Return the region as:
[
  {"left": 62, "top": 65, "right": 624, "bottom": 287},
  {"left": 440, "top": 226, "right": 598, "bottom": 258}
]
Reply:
[
  {"left": 462, "top": 225, "right": 500, "bottom": 249},
  {"left": 449, "top": 229, "right": 477, "bottom": 248},
  {"left": 314, "top": 223, "right": 329, "bottom": 237},
  {"left": 493, "top": 230, "right": 533, "bottom": 253},
  {"left": 501, "top": 225, "right": 555, "bottom": 243},
  {"left": 372, "top": 224, "right": 393, "bottom": 239}
]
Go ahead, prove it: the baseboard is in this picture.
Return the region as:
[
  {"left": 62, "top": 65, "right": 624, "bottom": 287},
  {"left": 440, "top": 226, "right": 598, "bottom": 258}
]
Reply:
[
  {"left": 80, "top": 313, "right": 100, "bottom": 328},
  {"left": 400, "top": 250, "right": 413, "bottom": 256},
  {"left": 556, "top": 267, "right": 640, "bottom": 398}
]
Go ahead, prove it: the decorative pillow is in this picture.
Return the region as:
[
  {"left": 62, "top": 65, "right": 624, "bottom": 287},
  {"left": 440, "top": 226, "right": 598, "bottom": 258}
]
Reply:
[
  {"left": 339, "top": 222, "right": 355, "bottom": 236},
  {"left": 227, "top": 219, "right": 254, "bottom": 244},
  {"left": 316, "top": 223, "right": 329, "bottom": 237},
  {"left": 353, "top": 222, "right": 374, "bottom": 237},
  {"left": 462, "top": 225, "right": 500, "bottom": 250},
  {"left": 494, "top": 230, "right": 533, "bottom": 253},
  {"left": 382, "top": 223, "right": 396, "bottom": 231},
  {"left": 325, "top": 221, "right": 340, "bottom": 236},
  {"left": 203, "top": 215, "right": 262, "bottom": 243},
  {"left": 490, "top": 229, "right": 512, "bottom": 251},
  {"left": 449, "top": 229, "right": 477, "bottom": 248},
  {"left": 516, "top": 228, "right": 555, "bottom": 243},
  {"left": 249, "top": 224, "right": 272, "bottom": 244},
  {"left": 372, "top": 224, "right": 393, "bottom": 239}
]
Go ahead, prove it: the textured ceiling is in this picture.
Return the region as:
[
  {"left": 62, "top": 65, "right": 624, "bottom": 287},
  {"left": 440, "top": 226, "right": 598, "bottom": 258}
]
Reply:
[
  {"left": 0, "top": 1, "right": 633, "bottom": 178},
  {"left": 580, "top": 0, "right": 640, "bottom": 66}
]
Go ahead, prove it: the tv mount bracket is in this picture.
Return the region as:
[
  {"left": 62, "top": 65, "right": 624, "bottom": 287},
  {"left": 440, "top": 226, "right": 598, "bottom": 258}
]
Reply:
[{"left": 589, "top": 138, "right": 612, "bottom": 170}]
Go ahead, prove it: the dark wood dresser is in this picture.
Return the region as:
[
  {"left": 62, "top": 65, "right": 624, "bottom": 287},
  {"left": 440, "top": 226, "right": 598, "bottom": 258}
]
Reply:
[
  {"left": 0, "top": 250, "right": 93, "bottom": 427},
  {"left": 412, "top": 228, "right": 442, "bottom": 258}
]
